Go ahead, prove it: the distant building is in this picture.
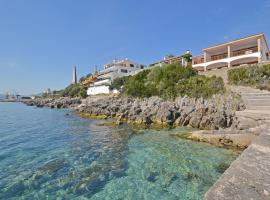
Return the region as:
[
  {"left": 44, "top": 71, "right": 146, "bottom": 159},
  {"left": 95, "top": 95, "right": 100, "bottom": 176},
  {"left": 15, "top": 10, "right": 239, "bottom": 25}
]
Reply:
[
  {"left": 149, "top": 51, "right": 191, "bottom": 68},
  {"left": 43, "top": 88, "right": 51, "bottom": 95},
  {"left": 192, "top": 33, "right": 270, "bottom": 71},
  {"left": 87, "top": 59, "right": 145, "bottom": 95},
  {"left": 72, "top": 65, "right": 77, "bottom": 84}
]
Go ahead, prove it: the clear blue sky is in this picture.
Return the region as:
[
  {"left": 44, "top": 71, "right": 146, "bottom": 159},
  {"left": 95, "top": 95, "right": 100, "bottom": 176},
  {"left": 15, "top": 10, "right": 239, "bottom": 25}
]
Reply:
[{"left": 0, "top": 0, "right": 270, "bottom": 95}]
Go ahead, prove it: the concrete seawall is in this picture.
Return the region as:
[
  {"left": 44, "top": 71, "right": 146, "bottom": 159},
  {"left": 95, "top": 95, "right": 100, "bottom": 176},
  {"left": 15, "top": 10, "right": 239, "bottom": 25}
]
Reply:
[{"left": 204, "top": 126, "right": 270, "bottom": 200}]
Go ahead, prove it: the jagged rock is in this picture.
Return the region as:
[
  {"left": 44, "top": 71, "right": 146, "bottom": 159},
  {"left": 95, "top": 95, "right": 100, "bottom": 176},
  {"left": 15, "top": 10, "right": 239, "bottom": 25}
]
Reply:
[{"left": 22, "top": 92, "right": 244, "bottom": 130}]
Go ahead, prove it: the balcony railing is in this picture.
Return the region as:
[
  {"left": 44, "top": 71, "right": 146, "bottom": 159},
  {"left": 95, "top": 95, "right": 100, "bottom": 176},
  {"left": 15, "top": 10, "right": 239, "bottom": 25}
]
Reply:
[
  {"left": 193, "top": 57, "right": 204, "bottom": 65},
  {"left": 193, "top": 46, "right": 259, "bottom": 64},
  {"left": 208, "top": 46, "right": 258, "bottom": 62},
  {"left": 211, "top": 53, "right": 228, "bottom": 61},
  {"left": 232, "top": 46, "right": 258, "bottom": 57}
]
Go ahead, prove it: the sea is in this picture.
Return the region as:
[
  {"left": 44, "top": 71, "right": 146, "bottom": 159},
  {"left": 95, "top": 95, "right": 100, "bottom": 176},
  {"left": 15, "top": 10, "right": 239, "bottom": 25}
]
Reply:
[{"left": 0, "top": 102, "right": 239, "bottom": 200}]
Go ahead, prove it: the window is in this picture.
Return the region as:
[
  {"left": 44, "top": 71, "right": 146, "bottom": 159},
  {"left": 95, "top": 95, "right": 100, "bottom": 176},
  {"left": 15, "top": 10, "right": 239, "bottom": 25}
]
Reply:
[
  {"left": 140, "top": 65, "right": 144, "bottom": 69},
  {"left": 130, "top": 64, "right": 134, "bottom": 67},
  {"left": 121, "top": 69, "right": 128, "bottom": 73}
]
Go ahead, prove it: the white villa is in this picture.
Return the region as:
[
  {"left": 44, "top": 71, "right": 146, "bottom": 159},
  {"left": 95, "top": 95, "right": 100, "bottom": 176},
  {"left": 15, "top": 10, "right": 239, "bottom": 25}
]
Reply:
[
  {"left": 87, "top": 59, "right": 145, "bottom": 95},
  {"left": 192, "top": 33, "right": 270, "bottom": 71}
]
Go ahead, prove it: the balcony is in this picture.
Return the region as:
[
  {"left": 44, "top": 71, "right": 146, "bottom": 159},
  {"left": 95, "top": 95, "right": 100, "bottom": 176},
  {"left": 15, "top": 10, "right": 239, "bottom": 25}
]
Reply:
[
  {"left": 211, "top": 53, "right": 228, "bottom": 61},
  {"left": 192, "top": 56, "right": 204, "bottom": 65},
  {"left": 232, "top": 46, "right": 258, "bottom": 57},
  {"left": 207, "top": 46, "right": 258, "bottom": 62}
]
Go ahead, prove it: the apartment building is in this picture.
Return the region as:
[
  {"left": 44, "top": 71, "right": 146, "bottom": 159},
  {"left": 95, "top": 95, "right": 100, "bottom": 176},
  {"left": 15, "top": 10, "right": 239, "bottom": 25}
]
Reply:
[
  {"left": 87, "top": 59, "right": 145, "bottom": 95},
  {"left": 192, "top": 33, "right": 270, "bottom": 71}
]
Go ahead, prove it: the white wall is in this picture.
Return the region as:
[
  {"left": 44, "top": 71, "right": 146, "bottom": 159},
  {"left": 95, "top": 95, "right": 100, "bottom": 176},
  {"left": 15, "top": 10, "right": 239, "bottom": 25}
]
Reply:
[
  {"left": 87, "top": 85, "right": 110, "bottom": 95},
  {"left": 93, "top": 79, "right": 111, "bottom": 86}
]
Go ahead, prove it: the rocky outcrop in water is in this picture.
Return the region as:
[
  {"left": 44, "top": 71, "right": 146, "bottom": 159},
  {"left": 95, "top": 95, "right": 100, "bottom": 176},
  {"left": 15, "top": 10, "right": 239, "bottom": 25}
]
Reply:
[
  {"left": 23, "top": 93, "right": 245, "bottom": 130},
  {"left": 75, "top": 93, "right": 245, "bottom": 130},
  {"left": 23, "top": 97, "right": 81, "bottom": 109}
]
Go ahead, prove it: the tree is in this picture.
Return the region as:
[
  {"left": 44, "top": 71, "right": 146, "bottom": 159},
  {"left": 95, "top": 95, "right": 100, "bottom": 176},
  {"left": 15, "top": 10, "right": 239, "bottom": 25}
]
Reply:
[
  {"left": 122, "top": 63, "right": 224, "bottom": 99},
  {"left": 61, "top": 84, "right": 88, "bottom": 98},
  {"left": 182, "top": 53, "right": 192, "bottom": 62},
  {"left": 109, "top": 76, "right": 130, "bottom": 91}
]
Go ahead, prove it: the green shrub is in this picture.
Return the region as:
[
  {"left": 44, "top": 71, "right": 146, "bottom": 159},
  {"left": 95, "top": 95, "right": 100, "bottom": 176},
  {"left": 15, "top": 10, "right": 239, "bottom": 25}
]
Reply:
[
  {"left": 124, "top": 69, "right": 158, "bottom": 97},
  {"left": 61, "top": 84, "right": 87, "bottom": 98},
  {"left": 109, "top": 76, "right": 130, "bottom": 91},
  {"left": 176, "top": 75, "right": 225, "bottom": 98},
  {"left": 123, "top": 63, "right": 224, "bottom": 99},
  {"left": 228, "top": 64, "right": 270, "bottom": 90}
]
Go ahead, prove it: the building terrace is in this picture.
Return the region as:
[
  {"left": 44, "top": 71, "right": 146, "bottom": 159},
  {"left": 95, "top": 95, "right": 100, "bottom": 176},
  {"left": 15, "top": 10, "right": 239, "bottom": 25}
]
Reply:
[{"left": 192, "top": 33, "right": 270, "bottom": 71}]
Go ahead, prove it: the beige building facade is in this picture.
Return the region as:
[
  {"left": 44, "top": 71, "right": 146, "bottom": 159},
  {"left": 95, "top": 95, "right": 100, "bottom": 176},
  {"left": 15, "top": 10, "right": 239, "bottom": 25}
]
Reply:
[{"left": 192, "top": 33, "right": 270, "bottom": 71}]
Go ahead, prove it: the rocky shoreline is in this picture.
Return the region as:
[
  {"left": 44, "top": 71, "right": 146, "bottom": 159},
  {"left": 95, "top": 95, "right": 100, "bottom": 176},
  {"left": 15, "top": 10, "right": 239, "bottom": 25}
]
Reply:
[
  {"left": 23, "top": 97, "right": 82, "bottom": 109},
  {"left": 23, "top": 92, "right": 245, "bottom": 129},
  {"left": 25, "top": 93, "right": 264, "bottom": 148}
]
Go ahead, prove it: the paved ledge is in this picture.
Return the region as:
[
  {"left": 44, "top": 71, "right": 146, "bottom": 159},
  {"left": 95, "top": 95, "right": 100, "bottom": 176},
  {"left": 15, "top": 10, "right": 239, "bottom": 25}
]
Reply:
[{"left": 204, "top": 127, "right": 270, "bottom": 200}]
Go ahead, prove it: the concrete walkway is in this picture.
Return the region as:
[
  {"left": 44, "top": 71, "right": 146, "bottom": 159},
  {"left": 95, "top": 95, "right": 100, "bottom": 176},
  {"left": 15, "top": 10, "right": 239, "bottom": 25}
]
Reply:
[
  {"left": 233, "top": 86, "right": 270, "bottom": 126},
  {"left": 204, "top": 126, "right": 270, "bottom": 200},
  {"left": 204, "top": 86, "right": 270, "bottom": 200}
]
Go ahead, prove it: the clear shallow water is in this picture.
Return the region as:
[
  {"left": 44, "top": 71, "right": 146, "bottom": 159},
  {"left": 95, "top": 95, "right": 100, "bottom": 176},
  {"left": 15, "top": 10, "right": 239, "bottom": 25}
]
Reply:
[{"left": 0, "top": 103, "right": 240, "bottom": 200}]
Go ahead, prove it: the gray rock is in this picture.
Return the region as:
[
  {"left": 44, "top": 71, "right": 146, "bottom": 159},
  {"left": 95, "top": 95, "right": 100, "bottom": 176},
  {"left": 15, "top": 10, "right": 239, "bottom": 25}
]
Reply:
[{"left": 23, "top": 92, "right": 245, "bottom": 130}]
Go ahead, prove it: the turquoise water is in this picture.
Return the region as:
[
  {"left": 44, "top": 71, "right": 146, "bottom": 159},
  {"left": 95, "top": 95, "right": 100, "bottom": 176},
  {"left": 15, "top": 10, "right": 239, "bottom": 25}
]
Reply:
[{"left": 0, "top": 103, "right": 239, "bottom": 199}]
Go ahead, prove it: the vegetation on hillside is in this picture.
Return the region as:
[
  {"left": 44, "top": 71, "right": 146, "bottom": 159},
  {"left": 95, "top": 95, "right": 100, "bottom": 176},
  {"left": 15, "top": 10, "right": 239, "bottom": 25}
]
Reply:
[
  {"left": 61, "top": 84, "right": 88, "bottom": 98},
  {"left": 112, "top": 63, "right": 225, "bottom": 99},
  {"left": 228, "top": 64, "right": 270, "bottom": 90},
  {"left": 109, "top": 76, "right": 130, "bottom": 91},
  {"left": 42, "top": 84, "right": 88, "bottom": 98}
]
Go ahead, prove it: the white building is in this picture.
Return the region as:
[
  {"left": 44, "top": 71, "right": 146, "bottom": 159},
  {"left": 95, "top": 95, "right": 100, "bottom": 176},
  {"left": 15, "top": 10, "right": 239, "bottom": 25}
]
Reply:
[
  {"left": 192, "top": 33, "right": 270, "bottom": 71},
  {"left": 87, "top": 59, "right": 145, "bottom": 95},
  {"left": 43, "top": 88, "right": 51, "bottom": 95}
]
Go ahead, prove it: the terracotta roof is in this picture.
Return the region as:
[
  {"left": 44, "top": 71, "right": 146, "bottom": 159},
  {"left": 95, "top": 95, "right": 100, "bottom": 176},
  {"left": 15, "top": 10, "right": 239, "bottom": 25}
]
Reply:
[{"left": 203, "top": 33, "right": 268, "bottom": 51}]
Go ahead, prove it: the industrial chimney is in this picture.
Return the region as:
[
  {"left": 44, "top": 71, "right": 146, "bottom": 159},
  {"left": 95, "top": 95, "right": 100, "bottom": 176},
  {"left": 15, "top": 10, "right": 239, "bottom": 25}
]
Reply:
[
  {"left": 94, "top": 64, "right": 98, "bottom": 75},
  {"left": 72, "top": 65, "right": 77, "bottom": 84}
]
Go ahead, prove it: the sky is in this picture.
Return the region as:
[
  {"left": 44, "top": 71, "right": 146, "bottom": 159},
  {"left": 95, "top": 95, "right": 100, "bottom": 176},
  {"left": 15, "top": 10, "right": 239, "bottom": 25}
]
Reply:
[{"left": 0, "top": 0, "right": 270, "bottom": 95}]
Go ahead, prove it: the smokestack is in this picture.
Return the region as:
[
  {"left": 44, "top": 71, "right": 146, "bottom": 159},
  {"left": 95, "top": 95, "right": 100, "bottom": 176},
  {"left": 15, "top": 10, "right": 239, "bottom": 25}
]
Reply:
[
  {"left": 94, "top": 64, "right": 98, "bottom": 75},
  {"left": 72, "top": 65, "right": 77, "bottom": 84}
]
